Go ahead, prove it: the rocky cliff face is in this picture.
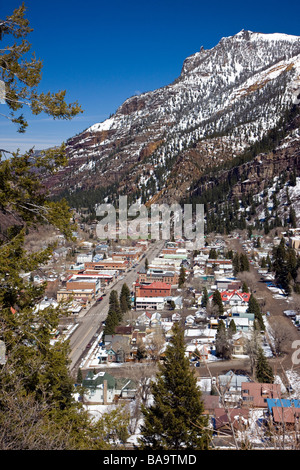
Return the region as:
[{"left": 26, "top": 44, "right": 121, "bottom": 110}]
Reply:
[{"left": 45, "top": 30, "right": 300, "bottom": 208}]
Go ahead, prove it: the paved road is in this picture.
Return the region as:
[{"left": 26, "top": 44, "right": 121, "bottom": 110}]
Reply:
[{"left": 68, "top": 239, "right": 165, "bottom": 371}]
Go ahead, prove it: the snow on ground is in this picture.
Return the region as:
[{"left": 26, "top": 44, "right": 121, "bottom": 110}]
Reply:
[{"left": 286, "top": 369, "right": 300, "bottom": 397}]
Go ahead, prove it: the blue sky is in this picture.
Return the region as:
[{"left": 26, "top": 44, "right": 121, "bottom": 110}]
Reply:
[{"left": 1, "top": 0, "right": 300, "bottom": 153}]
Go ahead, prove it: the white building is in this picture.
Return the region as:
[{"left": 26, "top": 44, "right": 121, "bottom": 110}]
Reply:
[{"left": 135, "top": 296, "right": 165, "bottom": 310}]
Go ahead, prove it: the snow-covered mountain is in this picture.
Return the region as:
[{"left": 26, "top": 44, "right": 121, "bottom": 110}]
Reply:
[{"left": 46, "top": 30, "right": 300, "bottom": 208}]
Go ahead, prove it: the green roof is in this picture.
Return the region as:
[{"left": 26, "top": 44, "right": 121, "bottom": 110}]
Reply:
[
  {"left": 115, "top": 377, "right": 137, "bottom": 391},
  {"left": 83, "top": 371, "right": 115, "bottom": 390}
]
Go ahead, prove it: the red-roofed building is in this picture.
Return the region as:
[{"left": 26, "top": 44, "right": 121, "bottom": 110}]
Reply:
[
  {"left": 214, "top": 408, "right": 250, "bottom": 435},
  {"left": 220, "top": 290, "right": 251, "bottom": 306},
  {"left": 241, "top": 382, "right": 281, "bottom": 408},
  {"left": 135, "top": 281, "right": 172, "bottom": 298},
  {"left": 272, "top": 406, "right": 300, "bottom": 428}
]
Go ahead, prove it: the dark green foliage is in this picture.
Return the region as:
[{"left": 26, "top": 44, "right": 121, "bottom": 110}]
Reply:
[
  {"left": 178, "top": 265, "right": 186, "bottom": 288},
  {"left": 228, "top": 319, "right": 237, "bottom": 334},
  {"left": 260, "top": 257, "right": 267, "bottom": 268},
  {"left": 139, "top": 323, "right": 211, "bottom": 450},
  {"left": 215, "top": 320, "right": 232, "bottom": 359},
  {"left": 103, "top": 308, "right": 119, "bottom": 337},
  {"left": 119, "top": 283, "right": 131, "bottom": 314},
  {"left": 289, "top": 170, "right": 297, "bottom": 187},
  {"left": 289, "top": 207, "right": 297, "bottom": 228},
  {"left": 201, "top": 287, "right": 208, "bottom": 307},
  {"left": 0, "top": 4, "right": 82, "bottom": 133},
  {"left": 239, "top": 253, "right": 250, "bottom": 272},
  {"left": 136, "top": 343, "right": 147, "bottom": 362},
  {"left": 247, "top": 294, "right": 265, "bottom": 331},
  {"left": 0, "top": 5, "right": 131, "bottom": 450},
  {"left": 232, "top": 253, "right": 240, "bottom": 274},
  {"left": 103, "top": 290, "right": 123, "bottom": 337},
  {"left": 76, "top": 368, "right": 83, "bottom": 384},
  {"left": 209, "top": 248, "right": 218, "bottom": 259},
  {"left": 109, "top": 289, "right": 122, "bottom": 321},
  {"left": 233, "top": 252, "right": 250, "bottom": 275},
  {"left": 242, "top": 281, "right": 249, "bottom": 293},
  {"left": 212, "top": 290, "right": 224, "bottom": 315},
  {"left": 255, "top": 348, "right": 274, "bottom": 383},
  {"left": 271, "top": 238, "right": 300, "bottom": 295}
]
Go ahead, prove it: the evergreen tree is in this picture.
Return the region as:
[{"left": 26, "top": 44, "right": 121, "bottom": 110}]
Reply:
[
  {"left": 239, "top": 253, "right": 250, "bottom": 272},
  {"left": 178, "top": 265, "right": 186, "bottom": 288},
  {"left": 76, "top": 368, "right": 83, "bottom": 384},
  {"left": 103, "top": 307, "right": 120, "bottom": 337},
  {"left": 286, "top": 246, "right": 299, "bottom": 285},
  {"left": 0, "top": 4, "right": 82, "bottom": 133},
  {"left": 242, "top": 281, "right": 249, "bottom": 293},
  {"left": 201, "top": 287, "right": 208, "bottom": 308},
  {"left": 212, "top": 289, "right": 224, "bottom": 315},
  {"left": 255, "top": 348, "right": 274, "bottom": 383},
  {"left": 119, "top": 283, "right": 131, "bottom": 314},
  {"left": 109, "top": 289, "right": 122, "bottom": 322},
  {"left": 271, "top": 238, "right": 298, "bottom": 295},
  {"left": 215, "top": 320, "right": 232, "bottom": 359},
  {"left": 0, "top": 5, "right": 129, "bottom": 450},
  {"left": 260, "top": 257, "right": 267, "bottom": 269},
  {"left": 139, "top": 323, "right": 211, "bottom": 450},
  {"left": 247, "top": 294, "right": 264, "bottom": 330},
  {"left": 120, "top": 295, "right": 129, "bottom": 316},
  {"left": 209, "top": 248, "right": 218, "bottom": 259},
  {"left": 102, "top": 289, "right": 125, "bottom": 338},
  {"left": 232, "top": 253, "right": 240, "bottom": 274},
  {"left": 228, "top": 319, "right": 237, "bottom": 334},
  {"left": 266, "top": 253, "right": 272, "bottom": 271},
  {"left": 225, "top": 249, "right": 234, "bottom": 260},
  {"left": 289, "top": 170, "right": 297, "bottom": 187}
]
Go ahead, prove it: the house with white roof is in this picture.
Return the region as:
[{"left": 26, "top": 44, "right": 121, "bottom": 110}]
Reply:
[
  {"left": 135, "top": 296, "right": 165, "bottom": 310},
  {"left": 221, "top": 290, "right": 250, "bottom": 307},
  {"left": 227, "top": 316, "right": 252, "bottom": 331},
  {"left": 82, "top": 371, "right": 137, "bottom": 404},
  {"left": 136, "top": 311, "right": 162, "bottom": 327}
]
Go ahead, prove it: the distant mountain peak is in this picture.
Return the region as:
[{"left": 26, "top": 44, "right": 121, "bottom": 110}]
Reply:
[{"left": 46, "top": 31, "right": 300, "bottom": 210}]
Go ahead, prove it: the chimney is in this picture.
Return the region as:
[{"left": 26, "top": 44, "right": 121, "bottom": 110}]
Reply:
[{"left": 103, "top": 380, "right": 107, "bottom": 405}]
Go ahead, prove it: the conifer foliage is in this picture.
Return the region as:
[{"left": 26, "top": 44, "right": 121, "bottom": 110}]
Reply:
[
  {"left": 178, "top": 265, "right": 186, "bottom": 288},
  {"left": 247, "top": 294, "right": 265, "bottom": 331},
  {"left": 0, "top": 3, "right": 82, "bottom": 133},
  {"left": 255, "top": 348, "right": 274, "bottom": 383},
  {"left": 272, "top": 238, "right": 300, "bottom": 295},
  {"left": 0, "top": 4, "right": 127, "bottom": 450},
  {"left": 139, "top": 323, "right": 211, "bottom": 450},
  {"left": 119, "top": 283, "right": 132, "bottom": 314},
  {"left": 215, "top": 319, "right": 232, "bottom": 359},
  {"left": 212, "top": 289, "right": 224, "bottom": 315},
  {"left": 201, "top": 286, "right": 208, "bottom": 307},
  {"left": 103, "top": 290, "right": 122, "bottom": 337}
]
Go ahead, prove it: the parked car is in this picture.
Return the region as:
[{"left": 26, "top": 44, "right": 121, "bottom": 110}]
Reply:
[{"left": 97, "top": 296, "right": 103, "bottom": 301}]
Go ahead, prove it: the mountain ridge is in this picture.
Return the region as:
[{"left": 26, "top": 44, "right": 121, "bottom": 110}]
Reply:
[{"left": 46, "top": 30, "right": 300, "bottom": 214}]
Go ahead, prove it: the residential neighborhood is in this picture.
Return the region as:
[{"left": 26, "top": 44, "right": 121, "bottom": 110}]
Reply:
[
  {"left": 3, "top": 1, "right": 300, "bottom": 451},
  {"left": 16, "top": 213, "right": 300, "bottom": 449}
]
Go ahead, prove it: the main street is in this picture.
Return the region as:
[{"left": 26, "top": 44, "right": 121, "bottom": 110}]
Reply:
[{"left": 68, "top": 239, "right": 165, "bottom": 371}]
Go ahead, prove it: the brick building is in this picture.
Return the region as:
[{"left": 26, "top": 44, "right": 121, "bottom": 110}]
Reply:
[{"left": 135, "top": 281, "right": 171, "bottom": 298}]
